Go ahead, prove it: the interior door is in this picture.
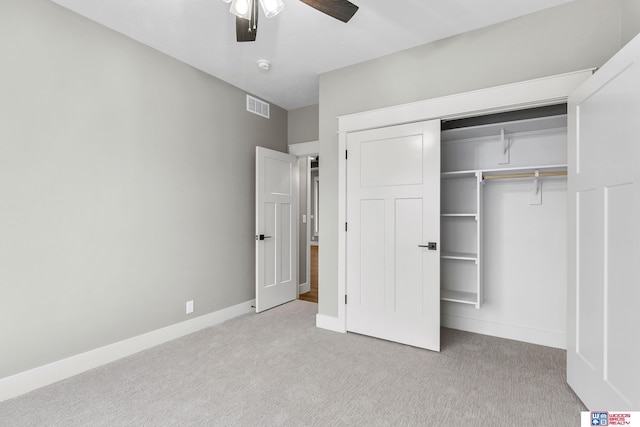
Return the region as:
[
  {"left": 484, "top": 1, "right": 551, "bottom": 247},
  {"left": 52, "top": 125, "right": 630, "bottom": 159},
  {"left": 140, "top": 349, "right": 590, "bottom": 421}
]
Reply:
[
  {"left": 255, "top": 147, "right": 298, "bottom": 313},
  {"left": 567, "top": 34, "right": 640, "bottom": 409},
  {"left": 346, "top": 120, "right": 441, "bottom": 351}
]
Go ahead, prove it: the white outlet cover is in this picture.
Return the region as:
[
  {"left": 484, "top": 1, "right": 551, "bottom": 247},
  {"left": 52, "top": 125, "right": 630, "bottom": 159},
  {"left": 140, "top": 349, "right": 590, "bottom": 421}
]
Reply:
[{"left": 186, "top": 300, "right": 194, "bottom": 314}]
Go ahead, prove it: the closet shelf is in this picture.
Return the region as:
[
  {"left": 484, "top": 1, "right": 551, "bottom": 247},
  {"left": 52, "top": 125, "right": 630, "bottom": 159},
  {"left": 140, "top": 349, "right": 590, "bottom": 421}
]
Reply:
[
  {"left": 441, "top": 213, "right": 477, "bottom": 218},
  {"left": 441, "top": 289, "right": 478, "bottom": 305},
  {"left": 441, "top": 252, "right": 477, "bottom": 261},
  {"left": 441, "top": 114, "right": 567, "bottom": 143},
  {"left": 442, "top": 163, "right": 567, "bottom": 177},
  {"left": 440, "top": 170, "right": 478, "bottom": 179},
  {"left": 483, "top": 170, "right": 566, "bottom": 181}
]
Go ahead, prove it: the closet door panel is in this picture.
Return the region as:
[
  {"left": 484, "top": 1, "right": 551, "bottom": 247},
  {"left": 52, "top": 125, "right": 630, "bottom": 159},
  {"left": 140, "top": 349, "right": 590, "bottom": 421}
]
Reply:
[
  {"left": 575, "top": 189, "right": 603, "bottom": 370},
  {"left": 346, "top": 120, "right": 441, "bottom": 352},
  {"left": 568, "top": 32, "right": 640, "bottom": 410}
]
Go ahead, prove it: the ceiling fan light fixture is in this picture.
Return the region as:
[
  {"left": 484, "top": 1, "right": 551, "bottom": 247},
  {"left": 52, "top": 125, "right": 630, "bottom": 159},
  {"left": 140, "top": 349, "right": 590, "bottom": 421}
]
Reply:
[
  {"left": 259, "top": 0, "right": 284, "bottom": 18},
  {"left": 230, "top": 0, "right": 252, "bottom": 20}
]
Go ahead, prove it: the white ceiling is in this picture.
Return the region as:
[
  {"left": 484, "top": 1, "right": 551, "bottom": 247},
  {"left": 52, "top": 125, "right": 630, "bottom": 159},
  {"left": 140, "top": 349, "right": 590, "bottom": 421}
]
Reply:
[{"left": 51, "top": 0, "right": 572, "bottom": 111}]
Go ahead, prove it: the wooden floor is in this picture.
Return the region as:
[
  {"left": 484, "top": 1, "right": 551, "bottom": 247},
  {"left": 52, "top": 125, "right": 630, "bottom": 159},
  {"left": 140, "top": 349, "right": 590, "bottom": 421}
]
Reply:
[{"left": 299, "top": 245, "right": 318, "bottom": 303}]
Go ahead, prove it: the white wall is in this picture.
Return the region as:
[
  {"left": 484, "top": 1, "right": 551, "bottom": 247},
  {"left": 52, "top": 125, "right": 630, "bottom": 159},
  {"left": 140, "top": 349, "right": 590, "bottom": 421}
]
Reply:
[
  {"left": 0, "top": 0, "right": 287, "bottom": 379},
  {"left": 318, "top": 0, "right": 633, "bottom": 318}
]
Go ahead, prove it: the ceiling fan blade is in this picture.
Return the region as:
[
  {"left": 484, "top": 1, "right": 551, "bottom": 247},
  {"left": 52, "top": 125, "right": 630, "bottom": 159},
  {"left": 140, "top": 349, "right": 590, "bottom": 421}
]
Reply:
[
  {"left": 300, "top": 0, "right": 359, "bottom": 23},
  {"left": 236, "top": 0, "right": 258, "bottom": 42}
]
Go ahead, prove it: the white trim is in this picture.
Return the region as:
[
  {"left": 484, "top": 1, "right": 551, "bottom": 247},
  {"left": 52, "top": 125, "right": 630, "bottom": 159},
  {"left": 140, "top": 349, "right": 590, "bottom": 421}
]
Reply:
[
  {"left": 441, "top": 314, "right": 566, "bottom": 349},
  {"left": 312, "top": 175, "right": 320, "bottom": 237},
  {"left": 335, "top": 70, "right": 593, "bottom": 337},
  {"left": 288, "top": 140, "right": 319, "bottom": 156},
  {"left": 299, "top": 281, "right": 310, "bottom": 294},
  {"left": 316, "top": 313, "right": 346, "bottom": 333},
  {"left": 0, "top": 299, "right": 256, "bottom": 402},
  {"left": 306, "top": 157, "right": 312, "bottom": 292},
  {"left": 337, "top": 131, "right": 347, "bottom": 332},
  {"left": 338, "top": 69, "right": 594, "bottom": 133}
]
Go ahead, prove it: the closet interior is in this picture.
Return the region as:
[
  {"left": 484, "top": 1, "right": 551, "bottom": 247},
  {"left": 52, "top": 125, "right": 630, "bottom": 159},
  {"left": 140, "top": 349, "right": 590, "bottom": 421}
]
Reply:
[{"left": 440, "top": 105, "right": 568, "bottom": 321}]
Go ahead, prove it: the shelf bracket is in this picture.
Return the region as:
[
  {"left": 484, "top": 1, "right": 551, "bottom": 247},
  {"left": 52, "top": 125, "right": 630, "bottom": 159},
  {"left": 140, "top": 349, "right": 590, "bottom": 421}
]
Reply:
[{"left": 529, "top": 169, "right": 542, "bottom": 205}]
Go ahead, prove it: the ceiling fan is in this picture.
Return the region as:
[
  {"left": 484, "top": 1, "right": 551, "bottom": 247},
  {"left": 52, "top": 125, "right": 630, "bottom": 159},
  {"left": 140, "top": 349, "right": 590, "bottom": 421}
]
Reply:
[{"left": 222, "top": 0, "right": 359, "bottom": 42}]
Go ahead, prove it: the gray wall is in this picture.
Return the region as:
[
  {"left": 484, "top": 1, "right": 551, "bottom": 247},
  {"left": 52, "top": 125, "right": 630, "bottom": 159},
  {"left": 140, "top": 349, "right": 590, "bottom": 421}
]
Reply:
[
  {"left": 288, "top": 105, "right": 319, "bottom": 144},
  {"left": 318, "top": 0, "right": 640, "bottom": 317},
  {"left": 622, "top": 0, "right": 640, "bottom": 45},
  {"left": 0, "top": 0, "right": 287, "bottom": 378}
]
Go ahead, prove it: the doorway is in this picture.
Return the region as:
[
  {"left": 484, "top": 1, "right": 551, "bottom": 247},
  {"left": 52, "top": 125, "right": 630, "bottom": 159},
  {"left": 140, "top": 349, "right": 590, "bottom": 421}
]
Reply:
[
  {"left": 299, "top": 155, "right": 319, "bottom": 303},
  {"left": 287, "top": 141, "right": 320, "bottom": 304}
]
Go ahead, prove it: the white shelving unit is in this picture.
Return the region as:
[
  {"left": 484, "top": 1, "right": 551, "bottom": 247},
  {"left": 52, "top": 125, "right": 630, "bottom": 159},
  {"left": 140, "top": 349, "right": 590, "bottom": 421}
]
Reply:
[
  {"left": 441, "top": 171, "right": 483, "bottom": 307},
  {"left": 439, "top": 111, "right": 568, "bottom": 309}
]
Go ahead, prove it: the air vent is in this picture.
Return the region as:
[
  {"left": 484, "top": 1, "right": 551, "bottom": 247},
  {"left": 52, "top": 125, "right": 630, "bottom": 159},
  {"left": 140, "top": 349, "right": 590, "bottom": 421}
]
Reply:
[{"left": 246, "top": 94, "right": 270, "bottom": 119}]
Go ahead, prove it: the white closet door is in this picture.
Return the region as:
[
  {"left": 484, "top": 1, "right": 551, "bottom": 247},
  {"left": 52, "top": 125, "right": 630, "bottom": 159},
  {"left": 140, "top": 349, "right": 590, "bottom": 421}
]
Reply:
[
  {"left": 346, "top": 120, "right": 441, "bottom": 351},
  {"left": 567, "top": 34, "right": 640, "bottom": 409}
]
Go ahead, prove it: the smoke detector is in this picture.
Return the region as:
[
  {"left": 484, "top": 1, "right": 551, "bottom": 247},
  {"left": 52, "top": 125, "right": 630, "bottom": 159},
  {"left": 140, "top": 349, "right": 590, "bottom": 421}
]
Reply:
[{"left": 257, "top": 59, "right": 271, "bottom": 70}]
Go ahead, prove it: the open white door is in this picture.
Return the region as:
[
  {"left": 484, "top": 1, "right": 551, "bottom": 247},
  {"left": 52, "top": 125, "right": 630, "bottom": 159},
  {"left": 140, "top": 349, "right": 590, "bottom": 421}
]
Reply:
[
  {"left": 346, "top": 120, "right": 441, "bottom": 351},
  {"left": 255, "top": 147, "right": 298, "bottom": 313},
  {"left": 567, "top": 34, "right": 640, "bottom": 409}
]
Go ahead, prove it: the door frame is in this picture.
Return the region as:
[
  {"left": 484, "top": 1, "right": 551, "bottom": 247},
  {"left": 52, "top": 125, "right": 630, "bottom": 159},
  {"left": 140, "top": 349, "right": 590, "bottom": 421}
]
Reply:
[
  {"left": 323, "top": 69, "right": 594, "bottom": 334},
  {"left": 288, "top": 141, "right": 319, "bottom": 298}
]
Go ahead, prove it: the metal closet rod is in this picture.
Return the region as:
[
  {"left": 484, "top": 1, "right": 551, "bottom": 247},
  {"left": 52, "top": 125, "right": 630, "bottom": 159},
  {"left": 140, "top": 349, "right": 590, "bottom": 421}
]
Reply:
[{"left": 482, "top": 171, "right": 567, "bottom": 181}]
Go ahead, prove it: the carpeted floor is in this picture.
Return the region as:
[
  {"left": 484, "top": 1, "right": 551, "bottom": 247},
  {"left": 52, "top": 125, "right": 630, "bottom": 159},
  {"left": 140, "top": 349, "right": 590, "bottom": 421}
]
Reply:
[{"left": 0, "top": 300, "right": 585, "bottom": 426}]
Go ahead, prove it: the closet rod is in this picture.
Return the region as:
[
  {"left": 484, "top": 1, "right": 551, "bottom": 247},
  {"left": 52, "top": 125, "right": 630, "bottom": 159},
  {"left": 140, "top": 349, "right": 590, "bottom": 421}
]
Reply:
[{"left": 482, "top": 171, "right": 567, "bottom": 181}]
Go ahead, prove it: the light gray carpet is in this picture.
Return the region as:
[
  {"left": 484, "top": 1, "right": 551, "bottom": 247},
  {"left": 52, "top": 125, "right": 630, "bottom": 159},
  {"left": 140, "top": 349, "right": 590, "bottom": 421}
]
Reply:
[{"left": 0, "top": 300, "right": 585, "bottom": 426}]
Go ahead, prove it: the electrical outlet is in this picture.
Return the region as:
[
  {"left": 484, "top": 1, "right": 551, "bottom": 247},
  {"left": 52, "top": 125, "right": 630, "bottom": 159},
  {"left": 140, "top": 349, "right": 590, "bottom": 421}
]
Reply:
[{"left": 186, "top": 300, "right": 194, "bottom": 314}]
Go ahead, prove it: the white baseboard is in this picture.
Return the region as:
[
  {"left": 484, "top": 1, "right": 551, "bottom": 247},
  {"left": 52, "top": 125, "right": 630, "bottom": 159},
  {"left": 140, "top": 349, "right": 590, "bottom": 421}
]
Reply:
[
  {"left": 0, "top": 299, "right": 256, "bottom": 403},
  {"left": 316, "top": 313, "right": 346, "bottom": 333},
  {"left": 441, "top": 314, "right": 566, "bottom": 349},
  {"left": 299, "top": 282, "right": 310, "bottom": 294}
]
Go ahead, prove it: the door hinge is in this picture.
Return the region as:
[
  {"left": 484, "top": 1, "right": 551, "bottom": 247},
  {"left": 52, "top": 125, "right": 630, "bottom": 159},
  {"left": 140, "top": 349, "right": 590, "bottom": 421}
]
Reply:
[
  {"left": 345, "top": 150, "right": 348, "bottom": 160},
  {"left": 345, "top": 295, "right": 347, "bottom": 305},
  {"left": 345, "top": 222, "right": 348, "bottom": 232}
]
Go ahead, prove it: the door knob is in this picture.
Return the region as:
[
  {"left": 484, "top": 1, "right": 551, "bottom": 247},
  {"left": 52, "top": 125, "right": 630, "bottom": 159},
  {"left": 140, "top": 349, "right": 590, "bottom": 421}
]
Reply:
[{"left": 256, "top": 234, "right": 272, "bottom": 241}]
